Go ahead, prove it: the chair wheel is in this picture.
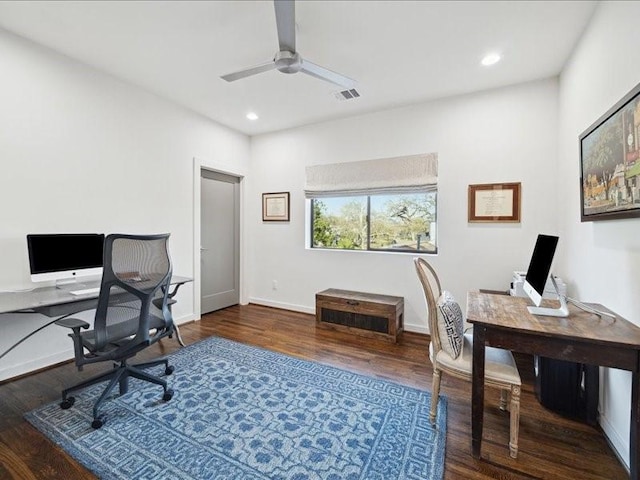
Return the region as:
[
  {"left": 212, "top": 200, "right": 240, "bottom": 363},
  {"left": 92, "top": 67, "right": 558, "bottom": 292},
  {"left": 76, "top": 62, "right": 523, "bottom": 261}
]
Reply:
[
  {"left": 60, "top": 397, "right": 75, "bottom": 409},
  {"left": 91, "top": 418, "right": 104, "bottom": 429},
  {"left": 165, "top": 365, "right": 175, "bottom": 375},
  {"left": 163, "top": 389, "right": 174, "bottom": 402}
]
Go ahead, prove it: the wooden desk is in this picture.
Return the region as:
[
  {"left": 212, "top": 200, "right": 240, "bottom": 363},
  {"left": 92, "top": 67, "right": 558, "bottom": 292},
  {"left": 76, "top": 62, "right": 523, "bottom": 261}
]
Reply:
[{"left": 467, "top": 291, "right": 640, "bottom": 478}]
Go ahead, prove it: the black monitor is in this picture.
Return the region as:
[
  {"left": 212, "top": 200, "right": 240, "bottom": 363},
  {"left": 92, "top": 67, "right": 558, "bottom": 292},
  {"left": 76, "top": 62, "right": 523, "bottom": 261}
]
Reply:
[
  {"left": 523, "top": 234, "right": 558, "bottom": 306},
  {"left": 27, "top": 233, "right": 105, "bottom": 285},
  {"left": 523, "top": 234, "right": 568, "bottom": 317},
  {"left": 522, "top": 233, "right": 618, "bottom": 319}
]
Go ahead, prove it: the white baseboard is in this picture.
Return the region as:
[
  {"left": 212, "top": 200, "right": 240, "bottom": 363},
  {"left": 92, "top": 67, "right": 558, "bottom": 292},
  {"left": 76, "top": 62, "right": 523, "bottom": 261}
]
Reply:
[
  {"left": 174, "top": 313, "right": 198, "bottom": 325},
  {"left": 248, "top": 297, "right": 428, "bottom": 335},
  {"left": 0, "top": 349, "right": 73, "bottom": 382},
  {"left": 249, "top": 297, "right": 315, "bottom": 315},
  {"left": 404, "top": 324, "right": 428, "bottom": 335},
  {"left": 599, "top": 410, "right": 630, "bottom": 471}
]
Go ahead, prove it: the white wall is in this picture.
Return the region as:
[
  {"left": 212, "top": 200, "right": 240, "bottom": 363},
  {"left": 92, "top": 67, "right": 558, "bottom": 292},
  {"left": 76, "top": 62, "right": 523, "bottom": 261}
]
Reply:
[
  {"left": 2, "top": 0, "right": 636, "bottom": 467},
  {"left": 557, "top": 1, "right": 640, "bottom": 468},
  {"left": 247, "top": 78, "right": 559, "bottom": 333},
  {"left": 0, "top": 28, "right": 250, "bottom": 381}
]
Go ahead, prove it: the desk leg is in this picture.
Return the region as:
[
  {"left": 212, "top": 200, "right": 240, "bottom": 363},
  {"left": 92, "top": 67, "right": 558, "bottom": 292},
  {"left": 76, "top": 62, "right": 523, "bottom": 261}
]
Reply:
[
  {"left": 164, "top": 282, "right": 187, "bottom": 348},
  {"left": 173, "top": 324, "right": 186, "bottom": 347},
  {"left": 472, "top": 325, "right": 486, "bottom": 459},
  {"left": 632, "top": 369, "right": 639, "bottom": 480}
]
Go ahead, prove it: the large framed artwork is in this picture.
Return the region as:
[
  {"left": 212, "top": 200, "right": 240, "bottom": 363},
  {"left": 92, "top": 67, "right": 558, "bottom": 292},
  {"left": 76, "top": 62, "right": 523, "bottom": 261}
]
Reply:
[{"left": 580, "top": 81, "right": 640, "bottom": 221}]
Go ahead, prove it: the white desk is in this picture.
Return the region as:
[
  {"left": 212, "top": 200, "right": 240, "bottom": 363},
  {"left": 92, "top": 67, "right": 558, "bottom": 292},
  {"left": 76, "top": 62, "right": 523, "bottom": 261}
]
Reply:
[{"left": 0, "top": 275, "right": 192, "bottom": 361}]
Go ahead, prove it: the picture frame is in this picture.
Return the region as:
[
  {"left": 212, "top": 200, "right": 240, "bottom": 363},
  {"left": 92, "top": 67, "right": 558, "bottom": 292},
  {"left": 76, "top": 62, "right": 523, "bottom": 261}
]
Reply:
[
  {"left": 468, "top": 182, "right": 521, "bottom": 223},
  {"left": 262, "top": 192, "right": 290, "bottom": 222},
  {"left": 580, "top": 81, "right": 640, "bottom": 221}
]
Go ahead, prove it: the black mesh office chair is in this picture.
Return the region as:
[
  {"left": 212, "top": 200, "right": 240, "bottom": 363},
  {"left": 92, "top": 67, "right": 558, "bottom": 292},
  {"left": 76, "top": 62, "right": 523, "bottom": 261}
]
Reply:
[{"left": 56, "top": 233, "right": 176, "bottom": 429}]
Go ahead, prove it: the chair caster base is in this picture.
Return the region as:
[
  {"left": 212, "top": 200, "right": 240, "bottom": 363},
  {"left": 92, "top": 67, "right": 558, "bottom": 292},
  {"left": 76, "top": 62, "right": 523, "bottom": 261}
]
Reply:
[
  {"left": 165, "top": 365, "right": 175, "bottom": 375},
  {"left": 163, "top": 389, "right": 174, "bottom": 402},
  {"left": 60, "top": 397, "right": 75, "bottom": 410},
  {"left": 91, "top": 417, "right": 104, "bottom": 429}
]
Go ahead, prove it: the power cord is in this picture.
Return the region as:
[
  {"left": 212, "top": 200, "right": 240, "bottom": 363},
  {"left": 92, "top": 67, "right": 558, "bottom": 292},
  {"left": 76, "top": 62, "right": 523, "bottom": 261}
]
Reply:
[{"left": 566, "top": 296, "right": 617, "bottom": 321}]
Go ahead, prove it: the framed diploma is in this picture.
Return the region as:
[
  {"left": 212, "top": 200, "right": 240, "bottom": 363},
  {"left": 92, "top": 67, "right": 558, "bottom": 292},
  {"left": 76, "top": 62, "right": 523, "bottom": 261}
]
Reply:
[
  {"left": 262, "top": 192, "right": 290, "bottom": 222},
  {"left": 468, "top": 182, "right": 521, "bottom": 223}
]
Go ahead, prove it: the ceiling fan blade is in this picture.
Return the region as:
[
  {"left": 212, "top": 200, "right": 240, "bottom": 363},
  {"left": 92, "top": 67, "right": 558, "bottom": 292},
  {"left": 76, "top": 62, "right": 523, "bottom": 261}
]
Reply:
[
  {"left": 220, "top": 61, "right": 277, "bottom": 82},
  {"left": 300, "top": 59, "right": 356, "bottom": 89},
  {"left": 274, "top": 0, "right": 296, "bottom": 52}
]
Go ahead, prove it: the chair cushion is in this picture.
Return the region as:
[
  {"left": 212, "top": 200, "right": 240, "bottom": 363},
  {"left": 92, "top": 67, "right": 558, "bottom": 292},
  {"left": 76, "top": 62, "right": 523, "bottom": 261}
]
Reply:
[
  {"left": 79, "top": 313, "right": 168, "bottom": 351},
  {"left": 436, "top": 291, "right": 464, "bottom": 359},
  {"left": 435, "top": 333, "right": 521, "bottom": 385}
]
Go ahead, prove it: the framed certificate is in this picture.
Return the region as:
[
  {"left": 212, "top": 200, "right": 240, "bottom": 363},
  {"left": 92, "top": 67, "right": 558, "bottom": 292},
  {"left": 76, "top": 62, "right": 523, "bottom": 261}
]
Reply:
[
  {"left": 262, "top": 192, "right": 290, "bottom": 222},
  {"left": 468, "top": 182, "right": 521, "bottom": 223}
]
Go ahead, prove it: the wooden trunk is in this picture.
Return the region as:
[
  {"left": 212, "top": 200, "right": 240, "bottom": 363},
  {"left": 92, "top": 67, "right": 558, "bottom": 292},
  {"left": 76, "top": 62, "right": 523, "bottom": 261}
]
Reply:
[{"left": 315, "top": 288, "right": 404, "bottom": 343}]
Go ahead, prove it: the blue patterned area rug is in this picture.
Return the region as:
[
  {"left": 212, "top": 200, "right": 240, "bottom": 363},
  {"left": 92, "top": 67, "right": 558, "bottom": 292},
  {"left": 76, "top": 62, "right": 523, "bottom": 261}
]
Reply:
[{"left": 25, "top": 336, "right": 446, "bottom": 480}]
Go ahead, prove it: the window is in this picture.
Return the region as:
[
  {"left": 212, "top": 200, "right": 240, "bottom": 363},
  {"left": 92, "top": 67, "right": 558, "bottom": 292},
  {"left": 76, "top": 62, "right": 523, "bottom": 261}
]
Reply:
[
  {"left": 305, "top": 153, "right": 438, "bottom": 253},
  {"left": 311, "top": 191, "right": 437, "bottom": 253}
]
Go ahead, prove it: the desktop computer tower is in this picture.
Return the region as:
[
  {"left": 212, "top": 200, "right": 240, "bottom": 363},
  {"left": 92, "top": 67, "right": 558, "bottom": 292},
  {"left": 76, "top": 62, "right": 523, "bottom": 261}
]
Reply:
[
  {"left": 509, "top": 274, "right": 598, "bottom": 425},
  {"left": 534, "top": 355, "right": 599, "bottom": 425}
]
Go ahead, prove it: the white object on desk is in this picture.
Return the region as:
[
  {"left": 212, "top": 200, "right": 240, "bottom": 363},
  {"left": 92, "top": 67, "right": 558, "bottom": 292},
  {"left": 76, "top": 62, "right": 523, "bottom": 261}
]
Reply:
[
  {"left": 510, "top": 271, "right": 566, "bottom": 299},
  {"left": 69, "top": 287, "right": 101, "bottom": 296}
]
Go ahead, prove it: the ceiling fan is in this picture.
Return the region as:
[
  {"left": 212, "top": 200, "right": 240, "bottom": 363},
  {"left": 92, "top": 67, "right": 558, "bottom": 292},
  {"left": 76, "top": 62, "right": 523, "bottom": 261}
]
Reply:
[{"left": 220, "top": 0, "right": 356, "bottom": 89}]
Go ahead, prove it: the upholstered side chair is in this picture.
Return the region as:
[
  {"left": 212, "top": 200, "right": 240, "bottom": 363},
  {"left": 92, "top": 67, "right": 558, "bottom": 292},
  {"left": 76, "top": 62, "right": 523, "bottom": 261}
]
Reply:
[{"left": 414, "top": 257, "right": 522, "bottom": 458}]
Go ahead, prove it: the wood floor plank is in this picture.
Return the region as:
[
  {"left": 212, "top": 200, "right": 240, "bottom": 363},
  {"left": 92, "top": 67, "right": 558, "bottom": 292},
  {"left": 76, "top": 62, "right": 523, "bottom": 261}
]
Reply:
[{"left": 0, "top": 304, "right": 629, "bottom": 479}]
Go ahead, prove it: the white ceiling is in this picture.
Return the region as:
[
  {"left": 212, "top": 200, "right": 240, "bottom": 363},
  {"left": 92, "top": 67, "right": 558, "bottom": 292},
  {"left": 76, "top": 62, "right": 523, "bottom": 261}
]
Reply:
[{"left": 0, "top": 1, "right": 597, "bottom": 136}]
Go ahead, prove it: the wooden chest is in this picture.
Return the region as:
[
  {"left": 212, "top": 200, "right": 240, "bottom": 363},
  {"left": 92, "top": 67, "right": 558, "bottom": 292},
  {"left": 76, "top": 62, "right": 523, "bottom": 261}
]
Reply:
[{"left": 315, "top": 288, "right": 404, "bottom": 343}]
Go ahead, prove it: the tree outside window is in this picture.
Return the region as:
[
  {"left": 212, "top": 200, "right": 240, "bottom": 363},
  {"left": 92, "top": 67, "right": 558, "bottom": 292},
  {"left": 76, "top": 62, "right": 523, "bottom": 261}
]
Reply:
[{"left": 311, "top": 192, "right": 437, "bottom": 253}]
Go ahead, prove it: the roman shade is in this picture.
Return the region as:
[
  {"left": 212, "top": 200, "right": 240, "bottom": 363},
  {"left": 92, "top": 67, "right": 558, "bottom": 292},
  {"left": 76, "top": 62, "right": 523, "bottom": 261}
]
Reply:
[{"left": 304, "top": 153, "right": 438, "bottom": 198}]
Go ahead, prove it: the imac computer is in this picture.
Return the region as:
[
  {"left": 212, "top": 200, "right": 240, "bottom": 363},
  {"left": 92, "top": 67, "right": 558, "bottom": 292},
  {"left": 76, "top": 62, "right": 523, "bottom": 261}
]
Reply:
[
  {"left": 522, "top": 234, "right": 617, "bottom": 319},
  {"left": 27, "top": 233, "right": 105, "bottom": 287},
  {"left": 523, "top": 234, "right": 569, "bottom": 317}
]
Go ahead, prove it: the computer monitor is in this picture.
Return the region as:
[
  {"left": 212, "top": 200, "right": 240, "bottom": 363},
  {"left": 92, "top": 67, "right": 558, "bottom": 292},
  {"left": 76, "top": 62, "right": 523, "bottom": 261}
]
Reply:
[
  {"left": 523, "top": 234, "right": 558, "bottom": 307},
  {"left": 523, "top": 234, "right": 568, "bottom": 317},
  {"left": 27, "top": 233, "right": 105, "bottom": 286}
]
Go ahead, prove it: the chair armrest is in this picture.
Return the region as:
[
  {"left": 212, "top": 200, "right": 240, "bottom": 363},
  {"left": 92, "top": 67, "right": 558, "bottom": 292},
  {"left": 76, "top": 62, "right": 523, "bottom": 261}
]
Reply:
[
  {"left": 164, "top": 281, "right": 185, "bottom": 299},
  {"left": 55, "top": 317, "right": 90, "bottom": 330},
  {"left": 55, "top": 316, "right": 91, "bottom": 371},
  {"left": 152, "top": 298, "right": 177, "bottom": 309}
]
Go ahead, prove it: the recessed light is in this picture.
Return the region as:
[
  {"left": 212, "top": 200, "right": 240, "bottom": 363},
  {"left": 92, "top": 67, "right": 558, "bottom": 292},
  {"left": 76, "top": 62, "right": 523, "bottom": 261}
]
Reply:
[
  {"left": 246, "top": 112, "right": 259, "bottom": 121},
  {"left": 481, "top": 53, "right": 501, "bottom": 66}
]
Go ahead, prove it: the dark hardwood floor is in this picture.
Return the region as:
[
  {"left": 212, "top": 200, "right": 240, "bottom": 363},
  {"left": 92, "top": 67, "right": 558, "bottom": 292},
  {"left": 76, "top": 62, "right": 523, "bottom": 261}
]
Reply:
[{"left": 0, "top": 304, "right": 628, "bottom": 479}]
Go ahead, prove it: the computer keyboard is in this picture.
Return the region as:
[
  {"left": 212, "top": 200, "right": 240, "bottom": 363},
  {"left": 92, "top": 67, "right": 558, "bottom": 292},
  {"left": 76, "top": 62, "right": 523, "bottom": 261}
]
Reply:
[{"left": 69, "top": 287, "right": 100, "bottom": 296}]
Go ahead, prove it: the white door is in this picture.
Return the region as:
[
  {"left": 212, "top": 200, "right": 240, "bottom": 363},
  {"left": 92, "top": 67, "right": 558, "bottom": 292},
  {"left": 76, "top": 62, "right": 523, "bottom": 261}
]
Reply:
[{"left": 200, "top": 169, "right": 240, "bottom": 314}]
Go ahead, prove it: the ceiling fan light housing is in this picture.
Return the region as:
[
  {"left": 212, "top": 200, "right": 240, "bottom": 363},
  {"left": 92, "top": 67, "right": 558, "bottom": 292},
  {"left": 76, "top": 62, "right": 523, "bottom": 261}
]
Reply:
[{"left": 274, "top": 51, "right": 302, "bottom": 74}]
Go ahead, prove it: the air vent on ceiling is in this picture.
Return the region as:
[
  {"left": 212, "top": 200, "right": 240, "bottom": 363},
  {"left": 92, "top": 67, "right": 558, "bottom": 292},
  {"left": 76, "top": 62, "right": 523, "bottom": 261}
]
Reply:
[{"left": 334, "top": 88, "right": 361, "bottom": 101}]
